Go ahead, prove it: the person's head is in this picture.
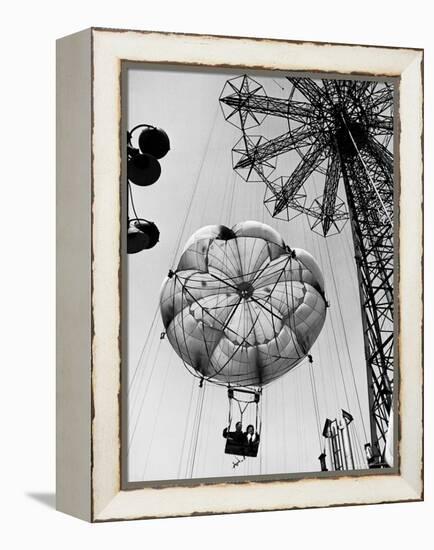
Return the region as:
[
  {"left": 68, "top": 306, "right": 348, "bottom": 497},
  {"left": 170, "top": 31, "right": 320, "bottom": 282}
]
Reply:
[
  {"left": 235, "top": 421, "right": 242, "bottom": 432},
  {"left": 246, "top": 424, "right": 254, "bottom": 435}
]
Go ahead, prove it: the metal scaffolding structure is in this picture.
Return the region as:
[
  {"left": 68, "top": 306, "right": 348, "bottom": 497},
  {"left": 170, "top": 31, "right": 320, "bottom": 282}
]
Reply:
[{"left": 220, "top": 75, "right": 394, "bottom": 464}]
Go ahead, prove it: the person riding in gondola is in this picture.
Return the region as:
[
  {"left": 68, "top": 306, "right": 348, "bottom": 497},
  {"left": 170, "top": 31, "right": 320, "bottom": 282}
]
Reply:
[
  {"left": 222, "top": 421, "right": 246, "bottom": 444},
  {"left": 245, "top": 424, "right": 260, "bottom": 446}
]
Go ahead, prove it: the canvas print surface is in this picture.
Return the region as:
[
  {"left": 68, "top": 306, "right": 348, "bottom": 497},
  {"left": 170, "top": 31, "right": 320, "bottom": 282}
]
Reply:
[{"left": 124, "top": 66, "right": 395, "bottom": 484}]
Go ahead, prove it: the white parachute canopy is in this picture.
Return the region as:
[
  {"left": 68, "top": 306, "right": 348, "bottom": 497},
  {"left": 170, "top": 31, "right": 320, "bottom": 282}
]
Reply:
[{"left": 160, "top": 221, "right": 327, "bottom": 387}]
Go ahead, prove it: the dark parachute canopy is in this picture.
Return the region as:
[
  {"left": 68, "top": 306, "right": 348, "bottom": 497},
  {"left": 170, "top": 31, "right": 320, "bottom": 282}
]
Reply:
[{"left": 160, "top": 221, "right": 327, "bottom": 388}]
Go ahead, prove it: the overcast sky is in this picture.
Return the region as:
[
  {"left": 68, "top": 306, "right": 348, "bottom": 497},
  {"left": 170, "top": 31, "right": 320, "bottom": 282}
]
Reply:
[{"left": 126, "top": 66, "right": 375, "bottom": 483}]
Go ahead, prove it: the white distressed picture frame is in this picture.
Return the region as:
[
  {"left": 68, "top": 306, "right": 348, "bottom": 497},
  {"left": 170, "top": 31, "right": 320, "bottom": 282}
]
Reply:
[{"left": 56, "top": 27, "right": 423, "bottom": 522}]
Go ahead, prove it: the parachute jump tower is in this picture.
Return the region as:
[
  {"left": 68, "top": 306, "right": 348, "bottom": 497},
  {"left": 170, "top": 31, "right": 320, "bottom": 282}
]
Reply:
[{"left": 219, "top": 75, "right": 394, "bottom": 465}]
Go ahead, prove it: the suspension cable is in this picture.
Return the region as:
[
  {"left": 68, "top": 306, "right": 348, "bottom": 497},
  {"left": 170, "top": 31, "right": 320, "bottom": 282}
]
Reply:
[
  {"left": 140, "top": 352, "right": 173, "bottom": 479},
  {"left": 308, "top": 357, "right": 323, "bottom": 452},
  {"left": 188, "top": 384, "right": 206, "bottom": 478},
  {"left": 128, "top": 338, "right": 163, "bottom": 451},
  {"left": 128, "top": 309, "right": 159, "bottom": 393},
  {"left": 170, "top": 103, "right": 220, "bottom": 265},
  {"left": 310, "top": 174, "right": 352, "bottom": 415},
  {"left": 323, "top": 234, "right": 369, "bottom": 442},
  {"left": 340, "top": 114, "right": 392, "bottom": 226},
  {"left": 127, "top": 181, "right": 140, "bottom": 222},
  {"left": 177, "top": 379, "right": 196, "bottom": 479}
]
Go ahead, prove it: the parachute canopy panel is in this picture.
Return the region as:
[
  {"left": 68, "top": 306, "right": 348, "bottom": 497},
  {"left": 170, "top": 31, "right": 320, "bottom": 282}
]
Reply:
[{"left": 160, "top": 221, "right": 327, "bottom": 388}]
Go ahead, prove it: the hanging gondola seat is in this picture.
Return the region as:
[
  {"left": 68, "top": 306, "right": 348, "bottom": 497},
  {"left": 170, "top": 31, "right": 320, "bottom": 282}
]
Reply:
[
  {"left": 223, "top": 427, "right": 260, "bottom": 457},
  {"left": 224, "top": 439, "right": 260, "bottom": 458}
]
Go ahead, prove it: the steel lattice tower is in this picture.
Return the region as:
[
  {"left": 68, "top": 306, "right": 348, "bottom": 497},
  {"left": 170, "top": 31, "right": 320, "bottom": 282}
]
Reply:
[{"left": 220, "top": 75, "right": 394, "bottom": 462}]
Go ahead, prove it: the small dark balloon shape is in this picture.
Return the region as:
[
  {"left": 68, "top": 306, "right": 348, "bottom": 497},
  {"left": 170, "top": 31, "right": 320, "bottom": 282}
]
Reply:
[
  {"left": 127, "top": 226, "right": 148, "bottom": 253},
  {"left": 127, "top": 153, "right": 161, "bottom": 186},
  {"left": 127, "top": 221, "right": 160, "bottom": 253},
  {"left": 138, "top": 127, "right": 170, "bottom": 159},
  {"left": 134, "top": 220, "right": 160, "bottom": 249}
]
